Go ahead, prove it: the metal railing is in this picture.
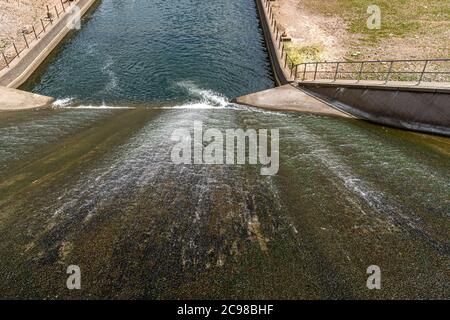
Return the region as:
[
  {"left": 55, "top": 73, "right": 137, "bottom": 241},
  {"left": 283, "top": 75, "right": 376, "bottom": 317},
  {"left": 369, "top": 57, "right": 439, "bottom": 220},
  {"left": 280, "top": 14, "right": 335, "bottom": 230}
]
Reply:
[
  {"left": 294, "top": 59, "right": 450, "bottom": 84},
  {"left": 0, "top": 0, "right": 75, "bottom": 71}
]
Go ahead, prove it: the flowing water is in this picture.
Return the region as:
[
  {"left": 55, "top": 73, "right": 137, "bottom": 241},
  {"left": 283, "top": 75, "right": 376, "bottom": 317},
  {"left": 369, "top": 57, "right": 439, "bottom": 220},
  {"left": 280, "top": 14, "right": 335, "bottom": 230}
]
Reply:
[{"left": 0, "top": 0, "right": 449, "bottom": 299}]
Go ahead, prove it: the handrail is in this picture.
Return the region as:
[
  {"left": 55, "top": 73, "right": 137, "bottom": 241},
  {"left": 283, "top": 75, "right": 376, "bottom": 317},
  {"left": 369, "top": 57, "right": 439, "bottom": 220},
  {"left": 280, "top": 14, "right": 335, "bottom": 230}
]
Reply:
[
  {"left": 297, "top": 58, "right": 450, "bottom": 65},
  {"left": 0, "top": 0, "right": 74, "bottom": 71},
  {"left": 293, "top": 59, "right": 450, "bottom": 84}
]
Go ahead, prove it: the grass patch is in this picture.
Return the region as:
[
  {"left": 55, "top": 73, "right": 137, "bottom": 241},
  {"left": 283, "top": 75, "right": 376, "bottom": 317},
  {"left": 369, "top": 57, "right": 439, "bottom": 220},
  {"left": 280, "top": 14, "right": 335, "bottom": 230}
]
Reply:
[
  {"left": 284, "top": 42, "right": 325, "bottom": 64},
  {"left": 0, "top": 40, "right": 8, "bottom": 51},
  {"left": 302, "top": 0, "right": 449, "bottom": 44}
]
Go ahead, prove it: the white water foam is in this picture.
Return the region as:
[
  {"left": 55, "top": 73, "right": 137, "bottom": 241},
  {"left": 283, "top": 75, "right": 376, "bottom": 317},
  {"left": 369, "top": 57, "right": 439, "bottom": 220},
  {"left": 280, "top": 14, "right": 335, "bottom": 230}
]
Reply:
[
  {"left": 52, "top": 98, "right": 75, "bottom": 108},
  {"left": 53, "top": 98, "right": 134, "bottom": 110},
  {"left": 165, "top": 81, "right": 290, "bottom": 116},
  {"left": 161, "top": 81, "right": 242, "bottom": 110},
  {"left": 67, "top": 105, "right": 134, "bottom": 110}
]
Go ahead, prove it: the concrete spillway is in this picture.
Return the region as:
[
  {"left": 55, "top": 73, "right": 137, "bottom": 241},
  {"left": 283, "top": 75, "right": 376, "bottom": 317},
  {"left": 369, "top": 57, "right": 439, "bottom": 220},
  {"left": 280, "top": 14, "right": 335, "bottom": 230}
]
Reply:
[
  {"left": 0, "top": 86, "right": 54, "bottom": 110},
  {"left": 234, "top": 84, "right": 352, "bottom": 118},
  {"left": 0, "top": 0, "right": 448, "bottom": 300}
]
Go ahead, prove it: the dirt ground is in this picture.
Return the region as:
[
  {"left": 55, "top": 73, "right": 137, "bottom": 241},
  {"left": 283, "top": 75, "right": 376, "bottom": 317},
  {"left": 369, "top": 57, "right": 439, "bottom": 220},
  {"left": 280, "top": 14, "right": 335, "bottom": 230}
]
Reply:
[
  {"left": 273, "top": 0, "right": 350, "bottom": 62},
  {"left": 272, "top": 0, "right": 450, "bottom": 63},
  {"left": 0, "top": 0, "right": 63, "bottom": 52}
]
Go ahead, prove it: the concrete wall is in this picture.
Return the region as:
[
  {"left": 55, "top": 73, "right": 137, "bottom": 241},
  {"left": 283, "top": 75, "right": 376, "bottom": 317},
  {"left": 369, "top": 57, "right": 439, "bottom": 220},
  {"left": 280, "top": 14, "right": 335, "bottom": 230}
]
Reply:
[
  {"left": 234, "top": 84, "right": 353, "bottom": 118},
  {"left": 255, "top": 0, "right": 292, "bottom": 86},
  {"left": 0, "top": 86, "right": 54, "bottom": 110},
  {"left": 301, "top": 82, "right": 450, "bottom": 136},
  {"left": 0, "top": 0, "right": 98, "bottom": 89}
]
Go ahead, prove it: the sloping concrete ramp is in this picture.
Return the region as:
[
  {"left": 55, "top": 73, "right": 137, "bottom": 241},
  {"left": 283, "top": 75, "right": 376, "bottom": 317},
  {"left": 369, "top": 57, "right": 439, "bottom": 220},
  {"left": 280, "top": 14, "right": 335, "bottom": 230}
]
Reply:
[
  {"left": 301, "top": 81, "right": 450, "bottom": 136},
  {"left": 235, "top": 84, "right": 352, "bottom": 118},
  {"left": 0, "top": 86, "right": 54, "bottom": 111}
]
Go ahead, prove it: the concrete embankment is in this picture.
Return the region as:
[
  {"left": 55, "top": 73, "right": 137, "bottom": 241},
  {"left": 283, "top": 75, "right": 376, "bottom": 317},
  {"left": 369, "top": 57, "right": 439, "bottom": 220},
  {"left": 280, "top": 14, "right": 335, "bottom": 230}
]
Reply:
[
  {"left": 255, "top": 0, "right": 292, "bottom": 85},
  {"left": 0, "top": 0, "right": 98, "bottom": 111},
  {"left": 0, "top": 0, "right": 98, "bottom": 89},
  {"left": 0, "top": 86, "right": 54, "bottom": 110},
  {"left": 235, "top": 84, "right": 352, "bottom": 118}
]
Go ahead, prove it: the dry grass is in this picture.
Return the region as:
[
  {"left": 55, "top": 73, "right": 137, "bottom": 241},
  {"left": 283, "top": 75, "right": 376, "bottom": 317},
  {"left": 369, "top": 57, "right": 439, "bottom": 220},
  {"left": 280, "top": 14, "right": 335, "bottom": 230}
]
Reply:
[
  {"left": 284, "top": 43, "right": 325, "bottom": 65},
  {"left": 302, "top": 0, "right": 449, "bottom": 45}
]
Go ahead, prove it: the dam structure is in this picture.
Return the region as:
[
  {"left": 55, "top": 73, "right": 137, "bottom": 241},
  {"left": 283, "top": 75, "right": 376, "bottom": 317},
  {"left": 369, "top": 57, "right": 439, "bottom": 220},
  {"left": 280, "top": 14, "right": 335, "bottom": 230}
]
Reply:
[{"left": 0, "top": 0, "right": 448, "bottom": 299}]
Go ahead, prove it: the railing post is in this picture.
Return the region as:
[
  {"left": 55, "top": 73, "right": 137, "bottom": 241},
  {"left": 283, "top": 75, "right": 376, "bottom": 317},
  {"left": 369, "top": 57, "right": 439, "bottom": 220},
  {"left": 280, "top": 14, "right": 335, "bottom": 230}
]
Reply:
[
  {"left": 302, "top": 64, "right": 307, "bottom": 81},
  {"left": 333, "top": 62, "right": 340, "bottom": 81},
  {"left": 61, "top": 0, "right": 66, "bottom": 12},
  {"left": 357, "top": 62, "right": 364, "bottom": 82},
  {"left": 294, "top": 64, "right": 298, "bottom": 80},
  {"left": 55, "top": 6, "right": 60, "bottom": 19},
  {"left": 418, "top": 60, "right": 429, "bottom": 85},
  {"left": 284, "top": 52, "right": 288, "bottom": 68},
  {"left": 22, "top": 33, "right": 29, "bottom": 48},
  {"left": 47, "top": 5, "right": 53, "bottom": 25},
  {"left": 13, "top": 43, "right": 20, "bottom": 58},
  {"left": 41, "top": 19, "right": 46, "bottom": 32},
  {"left": 2, "top": 51, "right": 9, "bottom": 68},
  {"left": 32, "top": 26, "right": 38, "bottom": 40},
  {"left": 385, "top": 61, "right": 394, "bottom": 84},
  {"left": 314, "top": 62, "right": 319, "bottom": 80}
]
